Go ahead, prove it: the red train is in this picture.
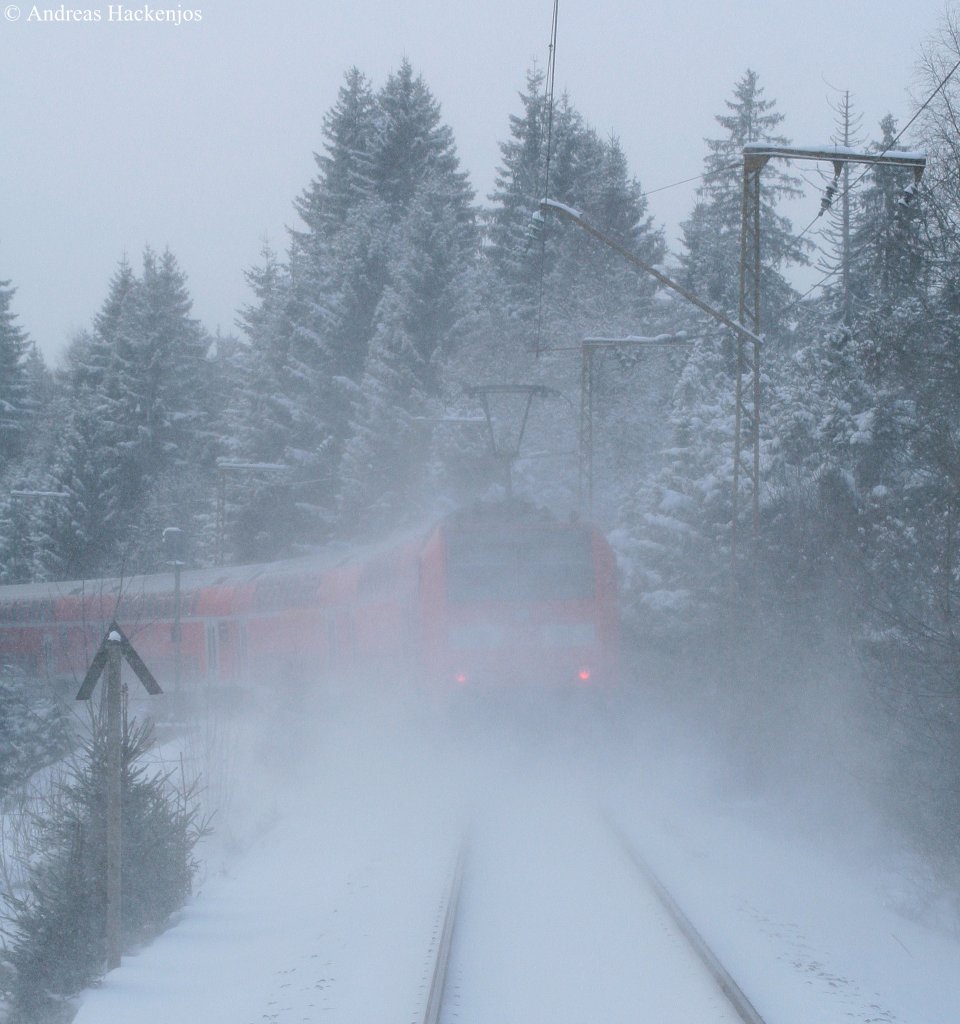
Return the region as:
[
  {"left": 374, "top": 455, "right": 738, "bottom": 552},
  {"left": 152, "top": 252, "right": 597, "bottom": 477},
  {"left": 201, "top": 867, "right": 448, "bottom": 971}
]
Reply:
[{"left": 0, "top": 503, "right": 619, "bottom": 696}]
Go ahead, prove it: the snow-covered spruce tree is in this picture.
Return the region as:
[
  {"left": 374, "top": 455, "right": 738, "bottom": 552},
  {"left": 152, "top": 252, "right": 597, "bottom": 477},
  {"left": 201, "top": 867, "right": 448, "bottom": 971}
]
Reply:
[
  {"left": 479, "top": 69, "right": 674, "bottom": 519},
  {"left": 338, "top": 286, "right": 432, "bottom": 533},
  {"left": 292, "top": 58, "right": 474, "bottom": 392},
  {"left": 29, "top": 399, "right": 117, "bottom": 583},
  {"left": 486, "top": 70, "right": 666, "bottom": 350},
  {"left": 760, "top": 324, "right": 878, "bottom": 644},
  {"left": 294, "top": 66, "right": 378, "bottom": 241},
  {"left": 2, "top": 717, "right": 207, "bottom": 1023},
  {"left": 289, "top": 66, "right": 382, "bottom": 405},
  {"left": 915, "top": 8, "right": 960, "bottom": 313},
  {"left": 0, "top": 278, "right": 30, "bottom": 477},
  {"left": 614, "top": 334, "right": 736, "bottom": 650},
  {"left": 0, "top": 343, "right": 60, "bottom": 583},
  {"left": 846, "top": 116, "right": 928, "bottom": 321},
  {"left": 0, "top": 280, "right": 35, "bottom": 580},
  {"left": 371, "top": 59, "right": 474, "bottom": 216},
  {"left": 813, "top": 90, "right": 865, "bottom": 325},
  {"left": 612, "top": 72, "right": 812, "bottom": 649},
  {"left": 117, "top": 250, "right": 214, "bottom": 568},
  {"left": 485, "top": 65, "right": 555, "bottom": 317},
  {"left": 679, "top": 69, "right": 807, "bottom": 343},
  {"left": 334, "top": 62, "right": 476, "bottom": 530},
  {"left": 229, "top": 61, "right": 477, "bottom": 549},
  {"left": 853, "top": 300, "right": 960, "bottom": 887},
  {"left": 0, "top": 498, "right": 36, "bottom": 584},
  {"left": 0, "top": 665, "right": 71, "bottom": 791},
  {"left": 764, "top": 113, "right": 928, "bottom": 634},
  {"left": 30, "top": 252, "right": 213, "bottom": 579},
  {"left": 224, "top": 246, "right": 303, "bottom": 562},
  {"left": 339, "top": 170, "right": 476, "bottom": 530}
]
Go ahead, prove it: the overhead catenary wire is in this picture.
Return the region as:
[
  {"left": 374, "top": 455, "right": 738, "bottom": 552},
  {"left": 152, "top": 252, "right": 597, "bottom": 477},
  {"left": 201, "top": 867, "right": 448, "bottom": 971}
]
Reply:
[
  {"left": 786, "top": 51, "right": 960, "bottom": 259},
  {"left": 535, "top": 0, "right": 560, "bottom": 357},
  {"left": 638, "top": 161, "right": 742, "bottom": 200}
]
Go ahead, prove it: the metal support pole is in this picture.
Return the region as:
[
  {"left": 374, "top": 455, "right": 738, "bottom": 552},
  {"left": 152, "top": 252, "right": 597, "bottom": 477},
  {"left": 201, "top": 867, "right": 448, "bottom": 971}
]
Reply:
[
  {"left": 578, "top": 342, "right": 594, "bottom": 516},
  {"left": 734, "top": 155, "right": 766, "bottom": 561},
  {"left": 730, "top": 141, "right": 924, "bottom": 563},
  {"left": 104, "top": 631, "right": 123, "bottom": 971},
  {"left": 842, "top": 157, "right": 851, "bottom": 324}
]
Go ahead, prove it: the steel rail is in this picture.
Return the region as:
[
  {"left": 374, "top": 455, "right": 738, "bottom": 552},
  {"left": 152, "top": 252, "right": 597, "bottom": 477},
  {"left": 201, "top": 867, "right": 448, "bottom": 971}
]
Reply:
[
  {"left": 608, "top": 819, "right": 768, "bottom": 1024},
  {"left": 420, "top": 840, "right": 466, "bottom": 1024}
]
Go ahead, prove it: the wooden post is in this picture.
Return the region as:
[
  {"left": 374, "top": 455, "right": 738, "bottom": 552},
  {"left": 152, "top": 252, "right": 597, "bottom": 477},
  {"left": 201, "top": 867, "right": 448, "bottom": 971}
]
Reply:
[
  {"left": 76, "top": 622, "right": 162, "bottom": 973},
  {"left": 104, "top": 630, "right": 123, "bottom": 971}
]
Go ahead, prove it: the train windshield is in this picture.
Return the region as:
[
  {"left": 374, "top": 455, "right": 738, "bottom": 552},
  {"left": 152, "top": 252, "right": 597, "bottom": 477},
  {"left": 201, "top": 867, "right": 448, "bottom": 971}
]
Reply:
[{"left": 445, "top": 527, "right": 594, "bottom": 602}]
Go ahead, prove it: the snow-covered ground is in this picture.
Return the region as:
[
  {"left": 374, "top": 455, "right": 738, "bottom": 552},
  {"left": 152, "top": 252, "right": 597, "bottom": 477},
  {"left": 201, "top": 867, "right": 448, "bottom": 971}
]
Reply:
[{"left": 70, "top": 678, "right": 960, "bottom": 1024}]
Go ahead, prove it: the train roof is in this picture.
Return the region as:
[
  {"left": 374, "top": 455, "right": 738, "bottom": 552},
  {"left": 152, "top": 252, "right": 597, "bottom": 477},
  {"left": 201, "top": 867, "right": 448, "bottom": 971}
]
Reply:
[
  {"left": 0, "top": 505, "right": 602, "bottom": 612},
  {"left": 0, "top": 525, "right": 434, "bottom": 609},
  {"left": 440, "top": 499, "right": 589, "bottom": 531}
]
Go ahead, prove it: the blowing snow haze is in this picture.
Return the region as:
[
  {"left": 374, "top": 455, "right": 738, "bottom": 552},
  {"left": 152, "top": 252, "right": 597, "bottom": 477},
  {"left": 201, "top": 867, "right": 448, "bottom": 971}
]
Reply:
[{"left": 2, "top": 1, "right": 960, "bottom": 1021}]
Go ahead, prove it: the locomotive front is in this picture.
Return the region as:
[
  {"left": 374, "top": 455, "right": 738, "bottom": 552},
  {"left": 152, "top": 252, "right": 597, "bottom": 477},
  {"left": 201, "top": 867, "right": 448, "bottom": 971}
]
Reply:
[{"left": 418, "top": 505, "right": 619, "bottom": 691}]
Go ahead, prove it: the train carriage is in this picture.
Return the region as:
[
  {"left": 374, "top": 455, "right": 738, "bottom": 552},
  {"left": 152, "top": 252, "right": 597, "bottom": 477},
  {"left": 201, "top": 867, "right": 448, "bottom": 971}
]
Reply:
[{"left": 0, "top": 503, "right": 619, "bottom": 696}]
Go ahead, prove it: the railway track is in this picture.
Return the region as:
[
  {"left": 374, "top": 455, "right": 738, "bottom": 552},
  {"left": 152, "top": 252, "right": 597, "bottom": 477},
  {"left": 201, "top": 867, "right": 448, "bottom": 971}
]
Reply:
[
  {"left": 422, "top": 840, "right": 466, "bottom": 1024},
  {"left": 608, "top": 819, "right": 768, "bottom": 1024},
  {"left": 418, "top": 817, "right": 769, "bottom": 1024}
]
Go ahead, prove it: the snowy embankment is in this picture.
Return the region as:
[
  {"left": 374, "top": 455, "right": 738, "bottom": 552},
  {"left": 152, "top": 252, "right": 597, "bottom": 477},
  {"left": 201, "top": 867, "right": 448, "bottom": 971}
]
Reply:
[{"left": 70, "top": 682, "right": 959, "bottom": 1024}]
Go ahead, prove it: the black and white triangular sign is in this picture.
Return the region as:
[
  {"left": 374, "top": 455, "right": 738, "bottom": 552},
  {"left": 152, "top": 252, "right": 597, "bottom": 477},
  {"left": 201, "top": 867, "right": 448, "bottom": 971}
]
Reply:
[{"left": 76, "top": 621, "right": 163, "bottom": 700}]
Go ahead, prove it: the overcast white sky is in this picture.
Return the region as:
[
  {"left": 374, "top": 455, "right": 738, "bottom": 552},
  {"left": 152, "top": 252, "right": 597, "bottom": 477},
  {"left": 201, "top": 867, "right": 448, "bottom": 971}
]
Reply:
[{"left": 0, "top": 0, "right": 953, "bottom": 365}]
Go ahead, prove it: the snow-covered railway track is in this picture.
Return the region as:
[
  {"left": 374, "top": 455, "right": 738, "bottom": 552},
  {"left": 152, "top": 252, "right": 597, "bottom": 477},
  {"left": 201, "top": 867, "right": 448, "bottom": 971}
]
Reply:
[
  {"left": 420, "top": 839, "right": 466, "bottom": 1024},
  {"left": 419, "top": 815, "right": 769, "bottom": 1024},
  {"left": 608, "top": 818, "right": 769, "bottom": 1024}
]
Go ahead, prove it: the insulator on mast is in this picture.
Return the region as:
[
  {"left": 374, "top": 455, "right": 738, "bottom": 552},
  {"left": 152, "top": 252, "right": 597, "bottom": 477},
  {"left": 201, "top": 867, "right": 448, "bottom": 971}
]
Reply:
[
  {"left": 898, "top": 181, "right": 919, "bottom": 207},
  {"left": 819, "top": 180, "right": 839, "bottom": 214}
]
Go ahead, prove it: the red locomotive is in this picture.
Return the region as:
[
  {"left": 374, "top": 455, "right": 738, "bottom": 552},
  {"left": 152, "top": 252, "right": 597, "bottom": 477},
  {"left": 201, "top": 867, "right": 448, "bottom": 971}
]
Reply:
[{"left": 0, "top": 503, "right": 619, "bottom": 695}]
